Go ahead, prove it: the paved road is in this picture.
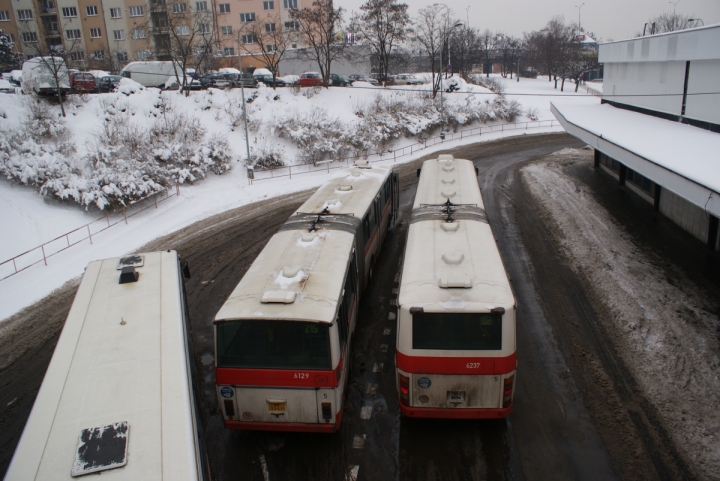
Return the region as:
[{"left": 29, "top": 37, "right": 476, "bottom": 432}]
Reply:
[{"left": 1, "top": 133, "right": 699, "bottom": 480}]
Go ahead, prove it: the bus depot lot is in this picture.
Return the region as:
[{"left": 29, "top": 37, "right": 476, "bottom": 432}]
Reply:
[{"left": 1, "top": 134, "right": 718, "bottom": 480}]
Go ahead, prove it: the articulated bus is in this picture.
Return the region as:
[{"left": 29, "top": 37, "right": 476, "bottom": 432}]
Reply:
[
  {"left": 214, "top": 163, "right": 399, "bottom": 432},
  {"left": 5, "top": 251, "right": 208, "bottom": 480},
  {"left": 395, "top": 155, "right": 517, "bottom": 419}
]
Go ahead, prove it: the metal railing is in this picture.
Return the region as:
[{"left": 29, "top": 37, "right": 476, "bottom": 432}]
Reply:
[
  {"left": 250, "top": 119, "right": 560, "bottom": 182},
  {"left": 0, "top": 185, "right": 180, "bottom": 282}
]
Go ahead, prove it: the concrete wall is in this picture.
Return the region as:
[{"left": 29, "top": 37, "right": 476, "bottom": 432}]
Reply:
[
  {"left": 659, "top": 187, "right": 712, "bottom": 245},
  {"left": 685, "top": 59, "right": 720, "bottom": 125},
  {"left": 279, "top": 44, "right": 371, "bottom": 76},
  {"left": 603, "top": 60, "right": 685, "bottom": 117}
]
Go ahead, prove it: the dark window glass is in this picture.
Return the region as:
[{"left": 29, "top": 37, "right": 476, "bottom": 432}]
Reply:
[
  {"left": 337, "top": 299, "right": 348, "bottom": 350},
  {"left": 362, "top": 214, "right": 370, "bottom": 244},
  {"left": 412, "top": 313, "right": 502, "bottom": 350},
  {"left": 217, "top": 320, "right": 331, "bottom": 369}
]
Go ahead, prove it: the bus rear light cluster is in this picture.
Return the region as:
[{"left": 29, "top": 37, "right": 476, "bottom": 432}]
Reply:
[
  {"left": 224, "top": 399, "right": 236, "bottom": 419},
  {"left": 502, "top": 375, "right": 514, "bottom": 408},
  {"left": 321, "top": 402, "right": 332, "bottom": 421},
  {"left": 399, "top": 374, "right": 410, "bottom": 405}
]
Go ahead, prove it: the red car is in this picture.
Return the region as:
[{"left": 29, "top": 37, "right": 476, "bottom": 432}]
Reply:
[
  {"left": 69, "top": 72, "right": 96, "bottom": 92},
  {"left": 297, "top": 72, "right": 330, "bottom": 87}
]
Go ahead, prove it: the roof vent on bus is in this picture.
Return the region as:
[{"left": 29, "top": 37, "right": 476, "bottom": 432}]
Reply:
[
  {"left": 441, "top": 178, "right": 455, "bottom": 185},
  {"left": 261, "top": 291, "right": 297, "bottom": 304},
  {"left": 116, "top": 255, "right": 144, "bottom": 269},
  {"left": 441, "top": 190, "right": 456, "bottom": 198},
  {"left": 300, "top": 233, "right": 318, "bottom": 243},
  {"left": 442, "top": 253, "right": 464, "bottom": 265},
  {"left": 442, "top": 165, "right": 455, "bottom": 172},
  {"left": 282, "top": 265, "right": 302, "bottom": 278},
  {"left": 71, "top": 421, "right": 128, "bottom": 477},
  {"left": 351, "top": 171, "right": 363, "bottom": 177},
  {"left": 438, "top": 154, "right": 454, "bottom": 162},
  {"left": 441, "top": 222, "right": 460, "bottom": 232},
  {"left": 119, "top": 266, "right": 138, "bottom": 284},
  {"left": 354, "top": 160, "right": 370, "bottom": 168},
  {"left": 337, "top": 184, "right": 353, "bottom": 192},
  {"left": 438, "top": 275, "right": 472, "bottom": 288}
]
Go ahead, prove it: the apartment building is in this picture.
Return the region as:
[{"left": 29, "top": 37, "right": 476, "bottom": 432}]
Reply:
[{"left": 2, "top": 0, "right": 309, "bottom": 70}]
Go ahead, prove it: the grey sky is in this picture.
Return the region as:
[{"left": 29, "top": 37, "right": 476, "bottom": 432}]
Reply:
[{"left": 337, "top": 0, "right": 720, "bottom": 42}]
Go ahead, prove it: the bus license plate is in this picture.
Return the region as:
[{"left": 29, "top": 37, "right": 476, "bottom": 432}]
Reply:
[
  {"left": 267, "top": 402, "right": 286, "bottom": 413},
  {"left": 447, "top": 391, "right": 466, "bottom": 404}
]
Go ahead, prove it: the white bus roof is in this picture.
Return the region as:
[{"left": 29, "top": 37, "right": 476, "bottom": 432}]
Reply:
[
  {"left": 296, "top": 165, "right": 391, "bottom": 218},
  {"left": 399, "top": 157, "right": 514, "bottom": 310},
  {"left": 5, "top": 251, "right": 200, "bottom": 481}
]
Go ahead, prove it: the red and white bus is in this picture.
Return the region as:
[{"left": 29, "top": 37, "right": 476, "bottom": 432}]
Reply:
[
  {"left": 214, "top": 163, "right": 398, "bottom": 432},
  {"left": 395, "top": 154, "right": 517, "bottom": 419}
]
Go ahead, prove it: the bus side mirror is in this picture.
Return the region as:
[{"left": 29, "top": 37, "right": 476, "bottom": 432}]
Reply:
[
  {"left": 417, "top": 168, "right": 421, "bottom": 177},
  {"left": 180, "top": 260, "right": 191, "bottom": 279},
  {"left": 475, "top": 167, "right": 479, "bottom": 176}
]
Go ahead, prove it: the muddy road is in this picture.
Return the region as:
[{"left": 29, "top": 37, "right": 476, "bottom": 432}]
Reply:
[{"left": 1, "top": 133, "right": 712, "bottom": 480}]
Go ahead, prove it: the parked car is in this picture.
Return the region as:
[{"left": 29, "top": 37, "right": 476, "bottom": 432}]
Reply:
[
  {"left": 97, "top": 75, "right": 122, "bottom": 93},
  {"left": 348, "top": 74, "right": 379, "bottom": 86},
  {"left": 394, "top": 74, "right": 423, "bottom": 86},
  {"left": 0, "top": 78, "right": 15, "bottom": 94},
  {"left": 369, "top": 73, "right": 395, "bottom": 86},
  {"left": 329, "top": 73, "right": 353, "bottom": 87},
  {"left": 298, "top": 72, "right": 328, "bottom": 87},
  {"left": 21, "top": 57, "right": 71, "bottom": 96},
  {"left": 255, "top": 74, "right": 286, "bottom": 87},
  {"left": 69, "top": 72, "right": 96, "bottom": 92}
]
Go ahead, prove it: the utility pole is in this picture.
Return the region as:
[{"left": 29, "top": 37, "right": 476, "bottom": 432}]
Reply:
[{"left": 575, "top": 3, "right": 585, "bottom": 31}]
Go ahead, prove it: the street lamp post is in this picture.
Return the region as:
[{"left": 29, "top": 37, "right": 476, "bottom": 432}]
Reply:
[
  {"left": 575, "top": 3, "right": 585, "bottom": 31},
  {"left": 669, "top": 0, "right": 681, "bottom": 16},
  {"left": 440, "top": 21, "right": 462, "bottom": 133}
]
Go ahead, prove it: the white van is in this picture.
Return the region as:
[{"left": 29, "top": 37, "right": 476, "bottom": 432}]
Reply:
[
  {"left": 120, "top": 61, "right": 184, "bottom": 88},
  {"left": 21, "top": 57, "right": 70, "bottom": 95}
]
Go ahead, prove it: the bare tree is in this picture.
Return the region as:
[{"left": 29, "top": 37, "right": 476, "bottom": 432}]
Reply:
[
  {"left": 237, "top": 13, "right": 298, "bottom": 87},
  {"left": 477, "top": 29, "right": 494, "bottom": 78},
  {"left": 411, "top": 4, "right": 450, "bottom": 98},
  {"left": 353, "top": 0, "right": 411, "bottom": 79},
  {"left": 449, "top": 25, "right": 479, "bottom": 80},
  {"left": 643, "top": 11, "right": 694, "bottom": 34},
  {"left": 147, "top": 0, "right": 215, "bottom": 94},
  {"left": 289, "top": 0, "right": 345, "bottom": 86},
  {"left": 524, "top": 17, "right": 572, "bottom": 87}
]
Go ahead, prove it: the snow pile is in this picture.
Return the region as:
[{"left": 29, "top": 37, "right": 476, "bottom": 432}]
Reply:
[{"left": 522, "top": 149, "right": 720, "bottom": 480}]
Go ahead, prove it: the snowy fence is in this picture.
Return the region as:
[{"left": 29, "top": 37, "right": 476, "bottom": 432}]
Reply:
[
  {"left": 0, "top": 186, "right": 180, "bottom": 282},
  {"left": 250, "top": 119, "right": 560, "bottom": 182}
]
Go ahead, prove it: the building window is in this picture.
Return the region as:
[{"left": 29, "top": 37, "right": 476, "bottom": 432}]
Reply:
[
  {"left": 65, "top": 29, "right": 81, "bottom": 39},
  {"left": 132, "top": 28, "right": 146, "bottom": 39},
  {"left": 223, "top": 47, "right": 234, "bottom": 56},
  {"left": 265, "top": 23, "right": 275, "bottom": 32},
  {"left": 86, "top": 6, "right": 98, "bottom": 16},
  {"left": 263, "top": 1, "right": 274, "bottom": 9},
  {"left": 17, "top": 10, "right": 33, "bottom": 21},
  {"left": 283, "top": 0, "right": 296, "bottom": 8},
  {"left": 0, "top": 11, "right": 8, "bottom": 21},
  {"left": 198, "top": 23, "right": 210, "bottom": 34},
  {"left": 93, "top": 49, "right": 104, "bottom": 59},
  {"left": 266, "top": 44, "right": 276, "bottom": 51},
  {"left": 172, "top": 2, "right": 186, "bottom": 13},
  {"left": 61, "top": 7, "right": 77, "bottom": 17},
  {"left": 239, "top": 12, "right": 255, "bottom": 22},
  {"left": 284, "top": 20, "right": 299, "bottom": 31},
  {"left": 129, "top": 6, "right": 144, "bottom": 16},
  {"left": 626, "top": 168, "right": 654, "bottom": 195},
  {"left": 110, "top": 7, "right": 121, "bottom": 18},
  {"left": 117, "top": 51, "right": 128, "bottom": 61},
  {"left": 221, "top": 25, "right": 232, "bottom": 35},
  {"left": 22, "top": 31, "right": 38, "bottom": 42},
  {"left": 291, "top": 43, "right": 296, "bottom": 48},
  {"left": 195, "top": 1, "right": 207, "bottom": 11},
  {"left": 135, "top": 50, "right": 150, "bottom": 59},
  {"left": 69, "top": 51, "right": 84, "bottom": 60},
  {"left": 241, "top": 34, "right": 256, "bottom": 43},
  {"left": 90, "top": 28, "right": 101, "bottom": 38},
  {"left": 218, "top": 3, "right": 230, "bottom": 13},
  {"left": 113, "top": 30, "right": 125, "bottom": 40},
  {"left": 175, "top": 25, "right": 189, "bottom": 35}
]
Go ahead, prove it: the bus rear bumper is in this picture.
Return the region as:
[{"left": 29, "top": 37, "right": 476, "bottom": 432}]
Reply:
[
  {"left": 399, "top": 404, "right": 512, "bottom": 419},
  {"left": 224, "top": 419, "right": 339, "bottom": 433}
]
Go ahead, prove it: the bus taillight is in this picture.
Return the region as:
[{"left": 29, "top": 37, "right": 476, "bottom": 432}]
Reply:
[
  {"left": 224, "top": 399, "right": 235, "bottom": 419},
  {"left": 502, "top": 375, "right": 514, "bottom": 408},
  {"left": 399, "top": 374, "right": 410, "bottom": 405},
  {"left": 321, "top": 402, "right": 332, "bottom": 421}
]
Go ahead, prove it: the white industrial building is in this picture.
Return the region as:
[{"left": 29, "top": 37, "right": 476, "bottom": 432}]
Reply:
[{"left": 552, "top": 24, "right": 720, "bottom": 250}]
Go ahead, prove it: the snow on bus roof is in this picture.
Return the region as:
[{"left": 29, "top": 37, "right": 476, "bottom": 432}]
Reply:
[
  {"left": 5, "top": 251, "right": 200, "bottom": 480},
  {"left": 399, "top": 158, "right": 514, "bottom": 309}
]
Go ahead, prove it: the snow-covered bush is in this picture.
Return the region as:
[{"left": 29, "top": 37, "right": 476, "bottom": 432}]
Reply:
[
  {"left": 526, "top": 106, "right": 539, "bottom": 121},
  {"left": 469, "top": 75, "right": 505, "bottom": 95},
  {"left": 249, "top": 136, "right": 286, "bottom": 169}
]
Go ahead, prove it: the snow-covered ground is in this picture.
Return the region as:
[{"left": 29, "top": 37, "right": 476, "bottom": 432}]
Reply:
[
  {"left": 0, "top": 74, "right": 596, "bottom": 322},
  {"left": 522, "top": 148, "right": 720, "bottom": 480}
]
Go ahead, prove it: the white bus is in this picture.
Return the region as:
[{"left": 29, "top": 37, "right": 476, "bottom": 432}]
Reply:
[
  {"left": 214, "top": 163, "right": 399, "bottom": 432},
  {"left": 5, "top": 251, "right": 208, "bottom": 480},
  {"left": 395, "top": 155, "right": 517, "bottom": 419}
]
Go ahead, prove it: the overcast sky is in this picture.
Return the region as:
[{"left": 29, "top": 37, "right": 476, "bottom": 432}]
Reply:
[{"left": 337, "top": 0, "right": 720, "bottom": 42}]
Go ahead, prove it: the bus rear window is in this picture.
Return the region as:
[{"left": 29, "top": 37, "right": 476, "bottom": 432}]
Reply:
[
  {"left": 412, "top": 312, "right": 502, "bottom": 350},
  {"left": 216, "top": 320, "right": 331, "bottom": 370}
]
